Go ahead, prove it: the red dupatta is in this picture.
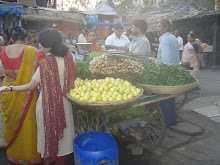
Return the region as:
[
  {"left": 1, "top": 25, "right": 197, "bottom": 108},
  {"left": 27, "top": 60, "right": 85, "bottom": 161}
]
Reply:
[{"left": 40, "top": 51, "right": 77, "bottom": 165}]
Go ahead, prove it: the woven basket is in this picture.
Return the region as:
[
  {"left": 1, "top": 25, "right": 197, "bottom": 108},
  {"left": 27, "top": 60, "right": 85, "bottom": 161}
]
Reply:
[
  {"left": 136, "top": 79, "right": 199, "bottom": 94},
  {"left": 92, "top": 73, "right": 140, "bottom": 83},
  {"left": 67, "top": 87, "right": 143, "bottom": 113}
]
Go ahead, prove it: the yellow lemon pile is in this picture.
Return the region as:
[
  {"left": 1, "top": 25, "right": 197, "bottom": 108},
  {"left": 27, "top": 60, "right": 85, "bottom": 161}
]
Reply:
[{"left": 69, "top": 77, "right": 142, "bottom": 102}]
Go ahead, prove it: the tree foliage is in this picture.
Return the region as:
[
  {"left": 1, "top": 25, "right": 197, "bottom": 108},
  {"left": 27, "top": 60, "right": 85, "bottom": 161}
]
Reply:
[
  {"left": 57, "top": 0, "right": 92, "bottom": 10},
  {"left": 57, "top": 0, "right": 215, "bottom": 12}
]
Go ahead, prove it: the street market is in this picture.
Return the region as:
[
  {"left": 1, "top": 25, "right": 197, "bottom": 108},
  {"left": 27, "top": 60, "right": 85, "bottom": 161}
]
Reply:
[{"left": 0, "top": 0, "right": 220, "bottom": 165}]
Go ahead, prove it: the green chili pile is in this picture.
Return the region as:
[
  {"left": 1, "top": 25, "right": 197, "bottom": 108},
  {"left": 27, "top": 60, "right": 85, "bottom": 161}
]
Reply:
[
  {"left": 75, "top": 52, "right": 104, "bottom": 76},
  {"left": 137, "top": 63, "right": 196, "bottom": 86}
]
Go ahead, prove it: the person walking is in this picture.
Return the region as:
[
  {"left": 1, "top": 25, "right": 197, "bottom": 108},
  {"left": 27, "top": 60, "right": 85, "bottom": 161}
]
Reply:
[
  {"left": 105, "top": 23, "right": 130, "bottom": 51},
  {"left": 174, "top": 30, "right": 184, "bottom": 60},
  {"left": 0, "top": 27, "right": 42, "bottom": 164},
  {"left": 0, "top": 28, "right": 78, "bottom": 165},
  {"left": 190, "top": 30, "right": 206, "bottom": 69},
  {"left": 156, "top": 19, "right": 180, "bottom": 127},
  {"left": 181, "top": 32, "right": 199, "bottom": 78}
]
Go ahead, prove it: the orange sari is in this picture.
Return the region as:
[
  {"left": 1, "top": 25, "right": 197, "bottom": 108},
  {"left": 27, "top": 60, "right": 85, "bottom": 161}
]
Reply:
[
  {"left": 1, "top": 45, "right": 42, "bottom": 164},
  {"left": 90, "top": 42, "right": 103, "bottom": 52}
]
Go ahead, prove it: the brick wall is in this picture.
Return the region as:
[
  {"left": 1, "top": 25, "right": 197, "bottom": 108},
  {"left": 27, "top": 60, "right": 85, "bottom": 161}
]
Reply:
[
  {"left": 97, "top": 26, "right": 106, "bottom": 40},
  {"left": 48, "top": 23, "right": 79, "bottom": 38}
]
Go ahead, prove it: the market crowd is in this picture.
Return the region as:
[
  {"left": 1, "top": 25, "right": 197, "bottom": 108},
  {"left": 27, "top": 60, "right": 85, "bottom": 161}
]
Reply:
[{"left": 0, "top": 18, "right": 204, "bottom": 165}]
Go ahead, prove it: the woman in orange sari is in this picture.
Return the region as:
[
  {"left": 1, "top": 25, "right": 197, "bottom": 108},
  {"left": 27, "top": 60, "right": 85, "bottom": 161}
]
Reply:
[
  {"left": 0, "top": 27, "right": 42, "bottom": 164},
  {"left": 87, "top": 29, "right": 103, "bottom": 52}
]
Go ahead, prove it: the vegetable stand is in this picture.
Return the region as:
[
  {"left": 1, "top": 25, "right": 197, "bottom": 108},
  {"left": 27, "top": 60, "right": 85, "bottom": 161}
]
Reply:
[
  {"left": 68, "top": 93, "right": 180, "bottom": 151},
  {"left": 72, "top": 52, "right": 197, "bottom": 150}
]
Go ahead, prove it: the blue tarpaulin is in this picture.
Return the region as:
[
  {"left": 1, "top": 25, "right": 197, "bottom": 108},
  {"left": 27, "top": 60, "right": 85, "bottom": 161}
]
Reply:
[{"left": 0, "top": 4, "right": 26, "bottom": 16}]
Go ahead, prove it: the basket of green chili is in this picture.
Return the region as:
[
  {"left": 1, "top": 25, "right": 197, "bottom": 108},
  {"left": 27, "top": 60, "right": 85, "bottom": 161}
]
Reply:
[{"left": 136, "top": 63, "right": 199, "bottom": 94}]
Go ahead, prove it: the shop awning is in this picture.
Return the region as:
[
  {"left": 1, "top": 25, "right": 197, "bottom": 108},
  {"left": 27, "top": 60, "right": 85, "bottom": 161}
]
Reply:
[{"left": 0, "top": 3, "right": 25, "bottom": 16}]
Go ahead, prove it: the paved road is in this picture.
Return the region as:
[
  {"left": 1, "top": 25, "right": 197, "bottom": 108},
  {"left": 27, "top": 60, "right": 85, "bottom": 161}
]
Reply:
[{"left": 155, "top": 69, "right": 220, "bottom": 165}]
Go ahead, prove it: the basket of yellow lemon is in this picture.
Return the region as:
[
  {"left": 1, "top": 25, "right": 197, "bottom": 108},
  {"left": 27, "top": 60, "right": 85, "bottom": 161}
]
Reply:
[{"left": 67, "top": 77, "right": 143, "bottom": 113}]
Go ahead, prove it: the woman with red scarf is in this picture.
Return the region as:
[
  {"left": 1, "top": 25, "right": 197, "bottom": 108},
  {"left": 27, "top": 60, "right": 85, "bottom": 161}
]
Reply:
[
  {"left": 87, "top": 29, "right": 103, "bottom": 52},
  {"left": 0, "top": 29, "right": 78, "bottom": 165}
]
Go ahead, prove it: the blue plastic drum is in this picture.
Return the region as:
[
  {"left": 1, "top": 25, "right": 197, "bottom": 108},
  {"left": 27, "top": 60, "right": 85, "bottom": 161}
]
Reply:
[{"left": 74, "top": 131, "right": 119, "bottom": 165}]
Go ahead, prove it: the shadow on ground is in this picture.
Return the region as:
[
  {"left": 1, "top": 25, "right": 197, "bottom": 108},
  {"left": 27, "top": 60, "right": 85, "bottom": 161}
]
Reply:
[{"left": 1, "top": 144, "right": 160, "bottom": 165}]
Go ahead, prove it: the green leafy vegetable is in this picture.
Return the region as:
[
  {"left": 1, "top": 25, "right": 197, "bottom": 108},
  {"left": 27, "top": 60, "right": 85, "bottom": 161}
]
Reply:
[{"left": 109, "top": 106, "right": 148, "bottom": 121}]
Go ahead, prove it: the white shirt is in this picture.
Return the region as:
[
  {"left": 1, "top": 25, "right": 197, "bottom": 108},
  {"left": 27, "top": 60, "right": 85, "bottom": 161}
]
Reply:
[
  {"left": 157, "top": 32, "right": 180, "bottom": 65},
  {"left": 105, "top": 33, "right": 130, "bottom": 47},
  {"left": 176, "top": 36, "right": 183, "bottom": 50},
  {"left": 78, "top": 33, "right": 87, "bottom": 43}
]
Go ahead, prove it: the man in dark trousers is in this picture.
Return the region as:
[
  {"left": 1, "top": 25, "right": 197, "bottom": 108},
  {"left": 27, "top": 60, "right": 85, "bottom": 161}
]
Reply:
[{"left": 156, "top": 19, "right": 180, "bottom": 127}]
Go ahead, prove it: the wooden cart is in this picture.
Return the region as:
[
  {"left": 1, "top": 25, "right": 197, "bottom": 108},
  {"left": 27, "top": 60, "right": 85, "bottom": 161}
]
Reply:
[{"left": 68, "top": 93, "right": 182, "bottom": 151}]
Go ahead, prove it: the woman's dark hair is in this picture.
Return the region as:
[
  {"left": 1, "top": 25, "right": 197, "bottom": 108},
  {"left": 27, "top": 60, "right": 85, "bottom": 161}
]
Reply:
[
  {"left": 132, "top": 19, "right": 148, "bottom": 34},
  {"left": 12, "top": 27, "right": 28, "bottom": 42},
  {"left": 188, "top": 32, "right": 195, "bottom": 38},
  {"left": 114, "top": 23, "right": 124, "bottom": 30},
  {"left": 38, "top": 28, "right": 68, "bottom": 57},
  {"left": 87, "top": 28, "right": 97, "bottom": 35},
  {"left": 27, "top": 35, "right": 33, "bottom": 41},
  {"left": 192, "top": 43, "right": 199, "bottom": 54},
  {"left": 159, "top": 19, "right": 172, "bottom": 32}
]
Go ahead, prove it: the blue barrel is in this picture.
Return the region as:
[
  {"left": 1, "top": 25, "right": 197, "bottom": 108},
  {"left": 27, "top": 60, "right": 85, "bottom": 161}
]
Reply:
[{"left": 74, "top": 131, "right": 119, "bottom": 165}]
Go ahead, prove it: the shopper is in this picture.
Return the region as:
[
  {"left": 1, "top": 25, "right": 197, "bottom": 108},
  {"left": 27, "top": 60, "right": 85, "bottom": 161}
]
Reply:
[
  {"left": 0, "top": 27, "right": 42, "bottom": 164},
  {"left": 0, "top": 28, "right": 78, "bottom": 165},
  {"left": 156, "top": 19, "right": 180, "bottom": 127}
]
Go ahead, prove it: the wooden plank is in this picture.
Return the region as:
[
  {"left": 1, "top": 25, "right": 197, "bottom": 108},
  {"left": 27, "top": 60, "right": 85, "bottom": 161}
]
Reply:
[{"left": 131, "top": 94, "right": 178, "bottom": 108}]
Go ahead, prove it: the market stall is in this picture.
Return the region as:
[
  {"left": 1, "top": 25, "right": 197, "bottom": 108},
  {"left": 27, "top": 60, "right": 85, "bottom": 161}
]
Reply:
[
  {"left": 67, "top": 51, "right": 199, "bottom": 151},
  {"left": 0, "top": 2, "right": 25, "bottom": 41}
]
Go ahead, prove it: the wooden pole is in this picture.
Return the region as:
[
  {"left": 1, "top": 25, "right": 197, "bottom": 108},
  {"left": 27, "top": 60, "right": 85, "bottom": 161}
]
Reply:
[{"left": 212, "top": 21, "right": 217, "bottom": 70}]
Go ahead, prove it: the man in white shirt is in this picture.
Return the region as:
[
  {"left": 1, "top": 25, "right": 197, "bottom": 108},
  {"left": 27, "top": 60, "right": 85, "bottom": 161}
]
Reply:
[
  {"left": 174, "top": 30, "right": 184, "bottom": 60},
  {"left": 105, "top": 23, "right": 130, "bottom": 51}
]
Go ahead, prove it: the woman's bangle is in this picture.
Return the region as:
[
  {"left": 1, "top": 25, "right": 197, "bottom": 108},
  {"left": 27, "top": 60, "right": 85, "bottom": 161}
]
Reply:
[{"left": 9, "top": 86, "right": 13, "bottom": 91}]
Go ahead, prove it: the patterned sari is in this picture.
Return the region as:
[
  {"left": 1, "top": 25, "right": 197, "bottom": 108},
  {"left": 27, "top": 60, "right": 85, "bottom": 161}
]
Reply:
[
  {"left": 0, "top": 45, "right": 42, "bottom": 164},
  {"left": 181, "top": 42, "right": 198, "bottom": 78}
]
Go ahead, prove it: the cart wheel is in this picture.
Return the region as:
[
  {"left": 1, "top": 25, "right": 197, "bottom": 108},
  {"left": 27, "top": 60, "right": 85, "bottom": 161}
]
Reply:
[
  {"left": 135, "top": 103, "right": 166, "bottom": 150},
  {"left": 176, "top": 93, "right": 188, "bottom": 111},
  {"left": 73, "top": 106, "right": 112, "bottom": 135}
]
